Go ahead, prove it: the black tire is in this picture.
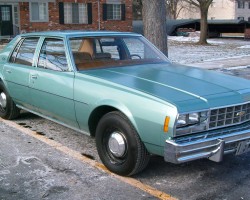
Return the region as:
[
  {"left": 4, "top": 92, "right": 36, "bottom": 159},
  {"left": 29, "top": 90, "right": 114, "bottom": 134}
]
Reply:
[
  {"left": 0, "top": 82, "right": 20, "bottom": 119},
  {"left": 95, "top": 111, "right": 150, "bottom": 176}
]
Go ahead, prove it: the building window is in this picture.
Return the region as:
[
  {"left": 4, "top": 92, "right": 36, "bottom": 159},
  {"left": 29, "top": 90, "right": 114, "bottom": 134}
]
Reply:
[
  {"left": 1, "top": 7, "right": 10, "bottom": 21},
  {"left": 107, "top": 4, "right": 121, "bottom": 20},
  {"left": 14, "top": 5, "right": 19, "bottom": 25},
  {"left": 103, "top": 3, "right": 125, "bottom": 21},
  {"left": 238, "top": 1, "right": 245, "bottom": 9},
  {"left": 238, "top": 16, "right": 244, "bottom": 20},
  {"left": 30, "top": 2, "right": 48, "bottom": 22},
  {"left": 64, "top": 3, "right": 88, "bottom": 24}
]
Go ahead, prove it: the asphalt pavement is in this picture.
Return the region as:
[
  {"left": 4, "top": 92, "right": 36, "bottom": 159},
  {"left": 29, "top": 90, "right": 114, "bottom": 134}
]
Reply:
[{"left": 0, "top": 121, "right": 153, "bottom": 200}]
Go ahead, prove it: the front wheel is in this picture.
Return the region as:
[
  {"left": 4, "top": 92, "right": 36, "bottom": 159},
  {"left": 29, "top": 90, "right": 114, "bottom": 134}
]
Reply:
[
  {"left": 0, "top": 82, "right": 20, "bottom": 119},
  {"left": 95, "top": 111, "right": 150, "bottom": 176}
]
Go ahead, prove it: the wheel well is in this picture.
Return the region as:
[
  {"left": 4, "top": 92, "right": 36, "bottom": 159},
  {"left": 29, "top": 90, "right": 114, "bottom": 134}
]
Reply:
[{"left": 88, "top": 106, "right": 118, "bottom": 137}]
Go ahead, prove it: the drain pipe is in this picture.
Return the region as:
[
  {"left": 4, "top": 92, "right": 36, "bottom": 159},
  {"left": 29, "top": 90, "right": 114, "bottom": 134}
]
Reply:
[{"left": 98, "top": 0, "right": 101, "bottom": 30}]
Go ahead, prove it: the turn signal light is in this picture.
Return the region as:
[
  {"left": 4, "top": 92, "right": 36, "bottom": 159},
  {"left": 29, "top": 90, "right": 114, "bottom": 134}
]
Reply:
[{"left": 164, "top": 116, "right": 170, "bottom": 132}]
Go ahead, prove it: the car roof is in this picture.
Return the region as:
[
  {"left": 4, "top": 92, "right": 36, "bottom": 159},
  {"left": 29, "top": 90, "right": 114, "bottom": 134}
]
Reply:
[{"left": 20, "top": 30, "right": 142, "bottom": 38}]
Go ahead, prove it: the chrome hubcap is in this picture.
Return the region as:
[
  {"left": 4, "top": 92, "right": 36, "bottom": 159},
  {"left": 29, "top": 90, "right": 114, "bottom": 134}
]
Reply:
[
  {"left": 0, "top": 92, "right": 7, "bottom": 109},
  {"left": 108, "top": 132, "right": 127, "bottom": 158}
]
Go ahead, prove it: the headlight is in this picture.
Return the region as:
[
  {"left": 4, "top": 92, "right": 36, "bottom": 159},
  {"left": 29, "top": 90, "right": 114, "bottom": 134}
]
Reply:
[
  {"left": 189, "top": 113, "right": 199, "bottom": 124},
  {"left": 176, "top": 111, "right": 209, "bottom": 136},
  {"left": 177, "top": 114, "right": 188, "bottom": 127},
  {"left": 177, "top": 112, "right": 201, "bottom": 128}
]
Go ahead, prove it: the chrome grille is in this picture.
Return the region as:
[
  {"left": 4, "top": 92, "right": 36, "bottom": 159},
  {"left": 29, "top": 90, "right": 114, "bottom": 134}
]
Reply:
[
  {"left": 176, "top": 120, "right": 250, "bottom": 144},
  {"left": 209, "top": 103, "right": 250, "bottom": 129}
]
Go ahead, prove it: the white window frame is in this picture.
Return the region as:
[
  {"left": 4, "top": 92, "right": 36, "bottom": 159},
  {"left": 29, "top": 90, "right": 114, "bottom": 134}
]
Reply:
[
  {"left": 29, "top": 2, "right": 49, "bottom": 22},
  {"left": 64, "top": 3, "right": 88, "bottom": 24},
  {"left": 107, "top": 4, "right": 121, "bottom": 20},
  {"left": 13, "top": 4, "right": 19, "bottom": 26},
  {"left": 1, "top": 6, "right": 11, "bottom": 21},
  {"left": 13, "top": 4, "right": 20, "bottom": 36}
]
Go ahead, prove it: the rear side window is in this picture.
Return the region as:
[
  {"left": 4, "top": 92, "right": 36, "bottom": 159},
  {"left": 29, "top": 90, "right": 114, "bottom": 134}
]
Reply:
[
  {"left": 38, "top": 38, "right": 68, "bottom": 71},
  {"left": 10, "top": 37, "right": 39, "bottom": 66}
]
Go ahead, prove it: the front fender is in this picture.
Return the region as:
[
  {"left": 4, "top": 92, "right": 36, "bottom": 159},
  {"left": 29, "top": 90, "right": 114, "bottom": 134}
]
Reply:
[{"left": 95, "top": 98, "right": 139, "bottom": 132}]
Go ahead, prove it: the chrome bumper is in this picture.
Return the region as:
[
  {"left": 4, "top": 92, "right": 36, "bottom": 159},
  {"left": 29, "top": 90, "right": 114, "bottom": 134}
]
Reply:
[{"left": 164, "top": 129, "right": 250, "bottom": 164}]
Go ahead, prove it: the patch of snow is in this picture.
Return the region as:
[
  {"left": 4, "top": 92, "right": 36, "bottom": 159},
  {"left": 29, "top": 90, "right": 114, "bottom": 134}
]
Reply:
[
  {"left": 202, "top": 55, "right": 250, "bottom": 62},
  {"left": 207, "top": 39, "right": 224, "bottom": 44},
  {"left": 226, "top": 65, "right": 250, "bottom": 70},
  {"left": 168, "top": 36, "right": 199, "bottom": 42},
  {"left": 168, "top": 36, "right": 224, "bottom": 44},
  {"left": 238, "top": 45, "right": 250, "bottom": 49}
]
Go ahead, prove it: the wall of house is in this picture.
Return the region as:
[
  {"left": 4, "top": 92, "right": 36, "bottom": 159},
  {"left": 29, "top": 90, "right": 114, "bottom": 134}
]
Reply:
[
  {"left": 235, "top": 0, "right": 250, "bottom": 21},
  {"left": 19, "top": 0, "right": 132, "bottom": 33},
  {"left": 177, "top": 0, "right": 236, "bottom": 20},
  {"left": 208, "top": 0, "right": 235, "bottom": 20}
]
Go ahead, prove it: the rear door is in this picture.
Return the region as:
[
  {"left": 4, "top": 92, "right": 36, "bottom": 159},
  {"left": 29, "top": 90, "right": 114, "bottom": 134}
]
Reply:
[
  {"left": 30, "top": 37, "right": 78, "bottom": 128},
  {"left": 3, "top": 37, "right": 39, "bottom": 110}
]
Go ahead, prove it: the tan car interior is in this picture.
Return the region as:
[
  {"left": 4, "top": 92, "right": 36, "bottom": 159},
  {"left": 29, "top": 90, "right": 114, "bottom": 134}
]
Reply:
[{"left": 73, "top": 38, "right": 113, "bottom": 70}]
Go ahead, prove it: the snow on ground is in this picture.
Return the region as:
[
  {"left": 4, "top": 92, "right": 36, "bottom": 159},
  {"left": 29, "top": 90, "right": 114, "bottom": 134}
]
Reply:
[
  {"left": 168, "top": 36, "right": 200, "bottom": 43},
  {"left": 167, "top": 36, "right": 250, "bottom": 80},
  {"left": 168, "top": 36, "right": 224, "bottom": 44},
  {"left": 168, "top": 37, "right": 250, "bottom": 64},
  {"left": 238, "top": 45, "right": 250, "bottom": 49}
]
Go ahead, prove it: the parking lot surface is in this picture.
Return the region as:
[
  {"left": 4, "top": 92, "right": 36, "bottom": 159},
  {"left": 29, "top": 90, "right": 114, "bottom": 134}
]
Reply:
[{"left": 0, "top": 121, "right": 156, "bottom": 200}]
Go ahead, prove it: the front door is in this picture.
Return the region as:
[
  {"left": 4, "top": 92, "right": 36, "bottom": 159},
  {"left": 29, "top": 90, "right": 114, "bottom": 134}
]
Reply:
[{"left": 0, "top": 5, "right": 13, "bottom": 36}]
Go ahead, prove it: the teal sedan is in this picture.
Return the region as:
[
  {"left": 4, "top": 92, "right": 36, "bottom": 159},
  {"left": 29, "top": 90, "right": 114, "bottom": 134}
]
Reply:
[{"left": 0, "top": 31, "right": 250, "bottom": 176}]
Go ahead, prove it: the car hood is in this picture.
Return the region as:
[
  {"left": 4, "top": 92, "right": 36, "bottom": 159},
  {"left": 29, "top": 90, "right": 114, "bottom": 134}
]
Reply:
[{"left": 81, "top": 62, "right": 250, "bottom": 112}]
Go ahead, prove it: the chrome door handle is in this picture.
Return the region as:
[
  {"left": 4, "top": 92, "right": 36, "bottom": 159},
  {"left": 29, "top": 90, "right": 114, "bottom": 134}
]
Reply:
[
  {"left": 31, "top": 75, "right": 38, "bottom": 79},
  {"left": 6, "top": 69, "right": 11, "bottom": 74}
]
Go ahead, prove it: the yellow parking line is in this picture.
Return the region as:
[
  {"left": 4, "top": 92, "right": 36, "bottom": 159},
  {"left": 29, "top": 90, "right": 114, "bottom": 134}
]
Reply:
[{"left": 0, "top": 119, "right": 177, "bottom": 200}]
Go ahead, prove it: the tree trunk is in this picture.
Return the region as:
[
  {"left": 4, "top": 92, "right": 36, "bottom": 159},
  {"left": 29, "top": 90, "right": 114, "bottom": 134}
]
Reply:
[
  {"left": 198, "top": 6, "right": 208, "bottom": 44},
  {"left": 183, "top": 0, "right": 213, "bottom": 45},
  {"left": 142, "top": 0, "right": 168, "bottom": 56}
]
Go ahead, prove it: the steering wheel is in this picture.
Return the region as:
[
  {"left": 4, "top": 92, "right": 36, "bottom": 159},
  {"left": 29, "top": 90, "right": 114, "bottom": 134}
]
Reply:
[{"left": 130, "top": 54, "right": 142, "bottom": 59}]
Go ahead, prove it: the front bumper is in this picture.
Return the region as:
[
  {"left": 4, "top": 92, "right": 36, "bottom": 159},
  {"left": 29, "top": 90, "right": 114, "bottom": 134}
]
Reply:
[{"left": 164, "top": 127, "right": 250, "bottom": 164}]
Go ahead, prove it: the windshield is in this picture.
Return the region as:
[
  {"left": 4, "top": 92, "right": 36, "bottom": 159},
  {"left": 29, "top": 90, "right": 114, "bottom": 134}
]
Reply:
[{"left": 69, "top": 36, "right": 169, "bottom": 70}]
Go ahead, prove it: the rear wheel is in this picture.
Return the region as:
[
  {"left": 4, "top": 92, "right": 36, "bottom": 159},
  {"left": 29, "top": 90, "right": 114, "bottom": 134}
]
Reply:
[
  {"left": 95, "top": 111, "right": 150, "bottom": 176},
  {"left": 0, "top": 82, "right": 20, "bottom": 119}
]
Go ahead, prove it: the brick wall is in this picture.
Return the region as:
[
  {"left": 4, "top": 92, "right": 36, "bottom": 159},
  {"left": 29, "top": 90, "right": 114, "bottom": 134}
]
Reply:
[
  {"left": 245, "top": 28, "right": 250, "bottom": 39},
  {"left": 19, "top": 0, "right": 132, "bottom": 33}
]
